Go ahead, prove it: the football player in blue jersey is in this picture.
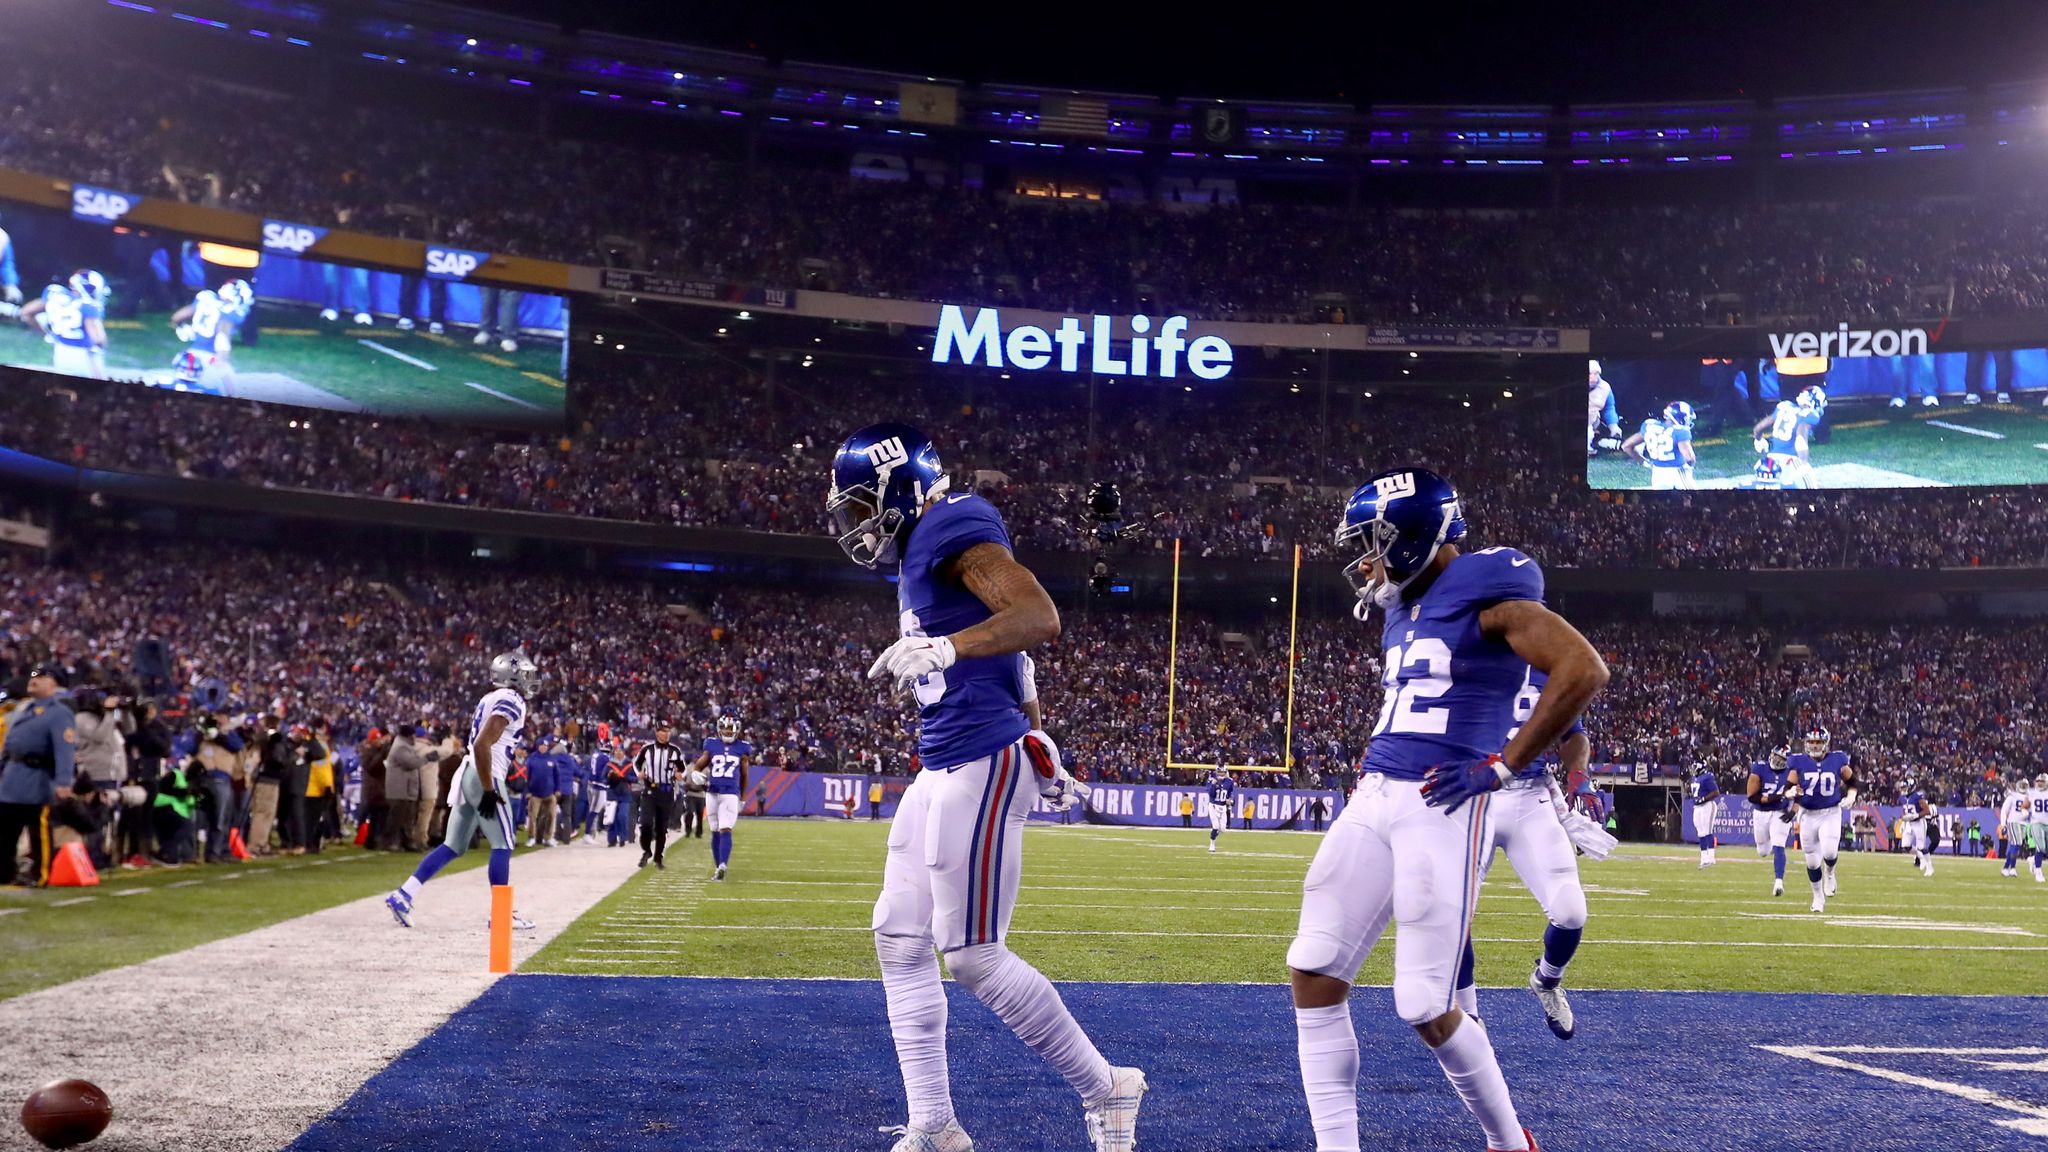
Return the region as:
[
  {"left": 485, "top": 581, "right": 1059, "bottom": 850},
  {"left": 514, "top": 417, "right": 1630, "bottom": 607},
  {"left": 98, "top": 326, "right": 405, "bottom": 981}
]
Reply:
[
  {"left": 692, "top": 713, "right": 751, "bottom": 880},
  {"left": 1620, "top": 401, "right": 1697, "bottom": 490},
  {"left": 1289, "top": 468, "right": 1607, "bottom": 1152},
  {"left": 1752, "top": 387, "right": 1825, "bottom": 490},
  {"left": 1206, "top": 766, "right": 1237, "bottom": 853},
  {"left": 20, "top": 271, "right": 110, "bottom": 380},
  {"left": 1451, "top": 665, "right": 1614, "bottom": 1044},
  {"left": 1689, "top": 765, "right": 1721, "bottom": 867},
  {"left": 829, "top": 423, "right": 1141, "bottom": 1152},
  {"left": 1787, "top": 725, "right": 1855, "bottom": 912},
  {"left": 1899, "top": 779, "right": 1934, "bottom": 877},
  {"left": 1747, "top": 745, "right": 1794, "bottom": 896}
]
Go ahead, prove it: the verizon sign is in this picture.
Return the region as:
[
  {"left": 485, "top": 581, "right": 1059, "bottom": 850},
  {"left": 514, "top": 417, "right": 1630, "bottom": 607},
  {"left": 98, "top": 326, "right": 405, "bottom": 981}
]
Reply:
[{"left": 1768, "top": 324, "right": 1930, "bottom": 358}]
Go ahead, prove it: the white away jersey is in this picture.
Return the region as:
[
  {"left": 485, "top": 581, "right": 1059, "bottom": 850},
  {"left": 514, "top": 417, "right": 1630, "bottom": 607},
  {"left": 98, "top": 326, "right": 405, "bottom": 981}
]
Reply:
[
  {"left": 2032, "top": 789, "right": 2048, "bottom": 826},
  {"left": 466, "top": 687, "right": 528, "bottom": 791}
]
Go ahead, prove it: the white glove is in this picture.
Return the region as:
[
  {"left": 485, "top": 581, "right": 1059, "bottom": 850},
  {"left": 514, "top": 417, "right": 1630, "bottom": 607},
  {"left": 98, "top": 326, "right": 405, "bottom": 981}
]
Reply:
[
  {"left": 1560, "top": 810, "right": 1617, "bottom": 860},
  {"left": 866, "top": 635, "right": 956, "bottom": 694},
  {"left": 1019, "top": 653, "right": 1038, "bottom": 706},
  {"left": 1544, "top": 774, "right": 1570, "bottom": 820},
  {"left": 1753, "top": 437, "right": 1770, "bottom": 454},
  {"left": 174, "top": 324, "right": 194, "bottom": 343},
  {"left": 1022, "top": 728, "right": 1088, "bottom": 811}
]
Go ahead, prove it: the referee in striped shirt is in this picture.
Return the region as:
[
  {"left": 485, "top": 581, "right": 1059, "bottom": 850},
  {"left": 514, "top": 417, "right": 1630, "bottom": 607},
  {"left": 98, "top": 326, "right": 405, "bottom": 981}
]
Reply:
[{"left": 635, "top": 722, "right": 686, "bottom": 870}]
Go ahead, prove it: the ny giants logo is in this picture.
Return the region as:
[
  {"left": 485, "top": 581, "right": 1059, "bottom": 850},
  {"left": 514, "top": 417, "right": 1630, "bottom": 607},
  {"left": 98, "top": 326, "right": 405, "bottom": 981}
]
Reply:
[{"left": 1373, "top": 472, "right": 1419, "bottom": 501}]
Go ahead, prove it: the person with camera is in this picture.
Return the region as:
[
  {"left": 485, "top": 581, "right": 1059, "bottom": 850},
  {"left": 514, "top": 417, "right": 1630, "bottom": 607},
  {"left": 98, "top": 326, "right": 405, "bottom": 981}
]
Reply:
[
  {"left": 151, "top": 755, "right": 203, "bottom": 864},
  {"left": 192, "top": 713, "right": 243, "bottom": 863},
  {"left": 0, "top": 666, "right": 77, "bottom": 887}
]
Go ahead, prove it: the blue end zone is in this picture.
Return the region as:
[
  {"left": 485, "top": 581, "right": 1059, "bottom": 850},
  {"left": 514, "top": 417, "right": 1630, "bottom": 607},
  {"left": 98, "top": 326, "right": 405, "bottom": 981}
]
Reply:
[{"left": 292, "top": 977, "right": 2048, "bottom": 1151}]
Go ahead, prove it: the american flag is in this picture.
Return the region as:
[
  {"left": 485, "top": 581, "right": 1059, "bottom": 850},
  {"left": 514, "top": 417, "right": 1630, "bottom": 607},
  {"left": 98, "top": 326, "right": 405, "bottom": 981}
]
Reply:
[{"left": 1039, "top": 94, "right": 1108, "bottom": 138}]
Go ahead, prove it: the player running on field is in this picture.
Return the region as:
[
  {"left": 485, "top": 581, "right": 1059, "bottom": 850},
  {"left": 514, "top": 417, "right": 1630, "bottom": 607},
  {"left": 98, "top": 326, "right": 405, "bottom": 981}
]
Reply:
[
  {"left": 1206, "top": 767, "right": 1236, "bottom": 853},
  {"left": 692, "top": 713, "right": 750, "bottom": 880},
  {"left": 1689, "top": 764, "right": 1721, "bottom": 867},
  {"left": 1787, "top": 725, "right": 1855, "bottom": 913},
  {"left": 1748, "top": 745, "right": 1794, "bottom": 896},
  {"left": 387, "top": 649, "right": 538, "bottom": 931},
  {"left": 1752, "top": 387, "right": 1825, "bottom": 490},
  {"left": 1289, "top": 467, "right": 1607, "bottom": 1152},
  {"left": 1899, "top": 780, "right": 1933, "bottom": 877},
  {"left": 2029, "top": 773, "right": 2048, "bottom": 883},
  {"left": 2003, "top": 777, "right": 2036, "bottom": 879},
  {"left": 1453, "top": 664, "right": 1615, "bottom": 1043},
  {"left": 828, "top": 423, "right": 1141, "bottom": 1152}
]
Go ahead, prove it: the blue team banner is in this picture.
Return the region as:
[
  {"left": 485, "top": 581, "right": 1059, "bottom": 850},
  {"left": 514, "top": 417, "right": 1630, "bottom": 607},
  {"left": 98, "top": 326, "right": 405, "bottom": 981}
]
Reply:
[
  {"left": 424, "top": 245, "right": 491, "bottom": 282},
  {"left": 70, "top": 183, "right": 139, "bottom": 225},
  {"left": 261, "top": 219, "right": 330, "bottom": 255},
  {"left": 745, "top": 771, "right": 1346, "bottom": 827}
]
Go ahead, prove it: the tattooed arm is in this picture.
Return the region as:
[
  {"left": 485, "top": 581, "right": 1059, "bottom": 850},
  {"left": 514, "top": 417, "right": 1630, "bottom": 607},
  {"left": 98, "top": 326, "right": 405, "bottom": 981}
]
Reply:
[{"left": 942, "top": 542, "right": 1061, "bottom": 658}]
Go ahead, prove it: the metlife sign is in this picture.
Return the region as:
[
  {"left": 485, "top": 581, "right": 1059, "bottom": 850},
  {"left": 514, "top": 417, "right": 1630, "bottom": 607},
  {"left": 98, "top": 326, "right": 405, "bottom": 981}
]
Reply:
[
  {"left": 261, "top": 220, "right": 330, "bottom": 255},
  {"left": 424, "top": 245, "right": 491, "bottom": 282},
  {"left": 931, "top": 304, "right": 1233, "bottom": 380},
  {"left": 70, "top": 184, "right": 138, "bottom": 225}
]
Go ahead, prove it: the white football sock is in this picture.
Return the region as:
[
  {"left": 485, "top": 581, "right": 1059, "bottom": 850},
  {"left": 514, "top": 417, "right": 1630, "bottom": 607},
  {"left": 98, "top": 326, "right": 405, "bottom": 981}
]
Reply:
[
  {"left": 399, "top": 876, "right": 422, "bottom": 899},
  {"left": 1295, "top": 1003, "right": 1360, "bottom": 1152},
  {"left": 949, "top": 944, "right": 1112, "bottom": 1101},
  {"left": 1429, "top": 1014, "right": 1526, "bottom": 1151},
  {"left": 876, "top": 933, "right": 955, "bottom": 1131}
]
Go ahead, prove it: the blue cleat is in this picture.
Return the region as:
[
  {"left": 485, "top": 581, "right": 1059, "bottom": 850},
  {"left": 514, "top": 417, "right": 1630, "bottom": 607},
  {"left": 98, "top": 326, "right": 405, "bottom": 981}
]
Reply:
[{"left": 385, "top": 891, "right": 413, "bottom": 928}]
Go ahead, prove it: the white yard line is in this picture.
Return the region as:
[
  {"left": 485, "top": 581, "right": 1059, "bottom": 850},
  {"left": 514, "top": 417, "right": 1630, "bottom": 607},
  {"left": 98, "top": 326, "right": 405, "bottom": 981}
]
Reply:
[
  {"left": 670, "top": 923, "right": 2048, "bottom": 951},
  {"left": 1925, "top": 419, "right": 2006, "bottom": 440},
  {"left": 461, "top": 381, "right": 542, "bottom": 410},
  {"left": 0, "top": 846, "right": 637, "bottom": 1152},
  {"left": 356, "top": 338, "right": 438, "bottom": 370},
  {"left": 1760, "top": 1045, "right": 2048, "bottom": 1136}
]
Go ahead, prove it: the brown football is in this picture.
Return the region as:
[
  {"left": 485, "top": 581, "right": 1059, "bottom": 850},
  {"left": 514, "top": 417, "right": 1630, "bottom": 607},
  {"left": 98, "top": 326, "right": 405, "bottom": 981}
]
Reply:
[{"left": 19, "top": 1079, "right": 112, "bottom": 1149}]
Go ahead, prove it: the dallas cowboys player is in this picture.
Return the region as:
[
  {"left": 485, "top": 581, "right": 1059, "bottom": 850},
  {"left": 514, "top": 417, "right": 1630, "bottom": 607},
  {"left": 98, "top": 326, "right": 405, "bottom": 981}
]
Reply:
[
  {"left": 1453, "top": 665, "right": 1614, "bottom": 1044},
  {"left": 1290, "top": 468, "right": 1607, "bottom": 1152},
  {"left": 1620, "top": 401, "right": 1697, "bottom": 490},
  {"left": 19, "top": 271, "right": 109, "bottom": 379},
  {"left": 828, "top": 423, "right": 1142, "bottom": 1152},
  {"left": 692, "top": 714, "right": 750, "bottom": 880},
  {"left": 1747, "top": 745, "right": 1794, "bottom": 896},
  {"left": 1751, "top": 387, "right": 1824, "bottom": 490},
  {"left": 1206, "top": 767, "right": 1236, "bottom": 853},
  {"left": 2001, "top": 779, "right": 2033, "bottom": 879},
  {"left": 1689, "top": 765, "right": 1721, "bottom": 867},
  {"left": 1787, "top": 725, "right": 1855, "bottom": 913},
  {"left": 386, "top": 649, "right": 538, "bottom": 931},
  {"left": 1899, "top": 780, "right": 1933, "bottom": 877},
  {"left": 2029, "top": 773, "right": 2048, "bottom": 883}
]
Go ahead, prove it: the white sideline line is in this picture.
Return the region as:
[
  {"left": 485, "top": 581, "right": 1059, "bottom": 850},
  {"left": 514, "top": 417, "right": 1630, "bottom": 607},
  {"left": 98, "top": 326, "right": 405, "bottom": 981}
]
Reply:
[
  {"left": 462, "top": 381, "right": 542, "bottom": 410},
  {"left": 49, "top": 897, "right": 96, "bottom": 907},
  {"left": 671, "top": 924, "right": 2048, "bottom": 951},
  {"left": 1925, "top": 419, "right": 2006, "bottom": 440},
  {"left": 1760, "top": 1045, "right": 2048, "bottom": 1135},
  {"left": 357, "top": 339, "right": 437, "bottom": 370},
  {"left": 0, "top": 908, "right": 22, "bottom": 917}
]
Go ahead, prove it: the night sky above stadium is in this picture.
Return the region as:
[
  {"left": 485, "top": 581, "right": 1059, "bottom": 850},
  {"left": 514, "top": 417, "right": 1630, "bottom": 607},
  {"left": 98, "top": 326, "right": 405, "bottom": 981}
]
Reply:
[{"left": 469, "top": 0, "right": 2048, "bottom": 103}]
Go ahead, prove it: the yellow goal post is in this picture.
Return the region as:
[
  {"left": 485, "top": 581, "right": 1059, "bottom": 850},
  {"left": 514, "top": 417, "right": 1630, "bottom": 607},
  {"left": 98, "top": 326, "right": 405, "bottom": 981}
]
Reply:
[{"left": 1163, "top": 539, "right": 1302, "bottom": 777}]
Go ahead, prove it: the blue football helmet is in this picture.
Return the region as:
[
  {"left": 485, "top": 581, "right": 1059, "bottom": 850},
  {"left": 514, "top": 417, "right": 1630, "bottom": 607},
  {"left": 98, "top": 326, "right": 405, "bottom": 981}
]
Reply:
[
  {"left": 68, "top": 269, "right": 108, "bottom": 305},
  {"left": 1663, "top": 400, "right": 1696, "bottom": 429},
  {"left": 827, "top": 422, "right": 950, "bottom": 569},
  {"left": 219, "top": 278, "right": 253, "bottom": 313},
  {"left": 1803, "top": 725, "right": 1831, "bottom": 755},
  {"left": 1335, "top": 467, "right": 1466, "bottom": 616},
  {"left": 1796, "top": 384, "right": 1827, "bottom": 415},
  {"left": 717, "top": 714, "right": 741, "bottom": 741},
  {"left": 1768, "top": 744, "right": 1789, "bottom": 771},
  {"left": 171, "top": 349, "right": 211, "bottom": 389}
]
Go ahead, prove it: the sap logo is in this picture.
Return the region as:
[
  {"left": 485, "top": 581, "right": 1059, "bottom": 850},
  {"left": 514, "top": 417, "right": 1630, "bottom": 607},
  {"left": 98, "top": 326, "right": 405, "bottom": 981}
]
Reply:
[
  {"left": 260, "top": 222, "right": 327, "bottom": 254},
  {"left": 424, "top": 246, "right": 489, "bottom": 281},
  {"left": 1768, "top": 324, "right": 1930, "bottom": 359},
  {"left": 70, "top": 185, "right": 136, "bottom": 224},
  {"left": 932, "top": 304, "right": 1233, "bottom": 380}
]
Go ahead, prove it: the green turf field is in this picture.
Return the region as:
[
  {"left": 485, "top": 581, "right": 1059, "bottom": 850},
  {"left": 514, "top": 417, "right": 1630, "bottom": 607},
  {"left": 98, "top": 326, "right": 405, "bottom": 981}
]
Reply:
[
  {"left": 1590, "top": 402, "right": 2048, "bottom": 488},
  {"left": 0, "top": 846, "right": 502, "bottom": 1002},
  {"left": 527, "top": 821, "right": 2048, "bottom": 996},
  {"left": 0, "top": 303, "right": 565, "bottom": 422}
]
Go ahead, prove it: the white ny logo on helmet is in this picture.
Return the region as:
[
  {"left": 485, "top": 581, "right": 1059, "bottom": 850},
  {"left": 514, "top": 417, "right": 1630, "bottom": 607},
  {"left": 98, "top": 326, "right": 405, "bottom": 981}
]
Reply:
[
  {"left": 864, "top": 437, "right": 909, "bottom": 473},
  {"left": 1373, "top": 472, "right": 1418, "bottom": 501}
]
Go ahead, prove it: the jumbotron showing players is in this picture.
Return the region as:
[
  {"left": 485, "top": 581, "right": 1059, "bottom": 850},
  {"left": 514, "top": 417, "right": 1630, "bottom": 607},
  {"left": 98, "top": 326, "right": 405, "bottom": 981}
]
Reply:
[{"left": 4, "top": 4, "right": 2048, "bottom": 1152}]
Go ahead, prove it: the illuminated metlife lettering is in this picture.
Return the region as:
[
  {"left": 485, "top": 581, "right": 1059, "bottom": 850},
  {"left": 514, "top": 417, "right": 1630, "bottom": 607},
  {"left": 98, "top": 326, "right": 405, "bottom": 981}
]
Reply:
[{"left": 931, "top": 304, "right": 1233, "bottom": 380}]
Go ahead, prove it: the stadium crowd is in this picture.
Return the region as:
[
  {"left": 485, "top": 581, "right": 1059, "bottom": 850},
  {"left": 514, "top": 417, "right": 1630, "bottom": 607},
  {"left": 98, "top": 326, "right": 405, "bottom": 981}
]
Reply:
[
  {"left": 2, "top": 537, "right": 2038, "bottom": 876},
  {"left": 10, "top": 51, "right": 2048, "bottom": 325},
  {"left": 10, "top": 363, "right": 2048, "bottom": 570}
]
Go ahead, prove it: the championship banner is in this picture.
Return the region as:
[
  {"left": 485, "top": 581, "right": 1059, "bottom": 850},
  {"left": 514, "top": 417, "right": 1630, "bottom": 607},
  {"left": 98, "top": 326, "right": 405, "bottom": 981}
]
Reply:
[
  {"left": 1364, "top": 326, "right": 1562, "bottom": 350},
  {"left": 897, "top": 82, "right": 959, "bottom": 126},
  {"left": 597, "top": 268, "right": 796, "bottom": 309},
  {"left": 70, "top": 183, "right": 139, "bottom": 225}
]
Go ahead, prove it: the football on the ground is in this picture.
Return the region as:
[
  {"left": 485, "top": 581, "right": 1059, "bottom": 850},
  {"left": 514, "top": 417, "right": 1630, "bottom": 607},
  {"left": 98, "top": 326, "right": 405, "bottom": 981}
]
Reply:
[{"left": 19, "top": 1078, "right": 113, "bottom": 1149}]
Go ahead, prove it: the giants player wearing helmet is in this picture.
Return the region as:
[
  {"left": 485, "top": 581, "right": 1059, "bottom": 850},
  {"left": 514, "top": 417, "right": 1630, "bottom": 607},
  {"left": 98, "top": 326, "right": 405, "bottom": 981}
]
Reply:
[
  {"left": 1290, "top": 468, "right": 1607, "bottom": 1152},
  {"left": 1747, "top": 745, "right": 1795, "bottom": 897},
  {"left": 828, "top": 423, "right": 1140, "bottom": 1152},
  {"left": 1620, "top": 401, "right": 1697, "bottom": 490},
  {"left": 19, "top": 270, "right": 109, "bottom": 379},
  {"left": 1787, "top": 725, "right": 1855, "bottom": 913},
  {"left": 693, "top": 714, "right": 751, "bottom": 881}
]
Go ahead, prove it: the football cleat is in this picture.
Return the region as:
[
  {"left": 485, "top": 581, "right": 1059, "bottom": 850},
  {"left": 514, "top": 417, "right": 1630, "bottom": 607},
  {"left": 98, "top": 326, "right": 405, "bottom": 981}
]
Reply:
[
  {"left": 1528, "top": 969, "right": 1575, "bottom": 1040},
  {"left": 396, "top": 317, "right": 415, "bottom": 331},
  {"left": 1998, "top": 392, "right": 2012, "bottom": 404},
  {"left": 319, "top": 308, "right": 339, "bottom": 322},
  {"left": 385, "top": 891, "right": 413, "bottom": 927},
  {"left": 499, "top": 337, "right": 518, "bottom": 354},
  {"left": 714, "top": 864, "right": 727, "bottom": 881},
  {"left": 1823, "top": 871, "right": 1837, "bottom": 897},
  {"left": 487, "top": 912, "right": 536, "bottom": 932},
  {"left": 352, "top": 311, "right": 373, "bottom": 326},
  {"left": 1965, "top": 393, "right": 1983, "bottom": 405},
  {"left": 1922, "top": 395, "right": 1939, "bottom": 407},
  {"left": 880, "top": 1120, "right": 974, "bottom": 1152},
  {"left": 1772, "top": 879, "right": 1784, "bottom": 897},
  {"left": 429, "top": 321, "right": 445, "bottom": 335},
  {"left": 473, "top": 329, "right": 492, "bottom": 345},
  {"left": 1888, "top": 397, "right": 1906, "bottom": 409},
  {"left": 2033, "top": 868, "right": 2044, "bottom": 884},
  {"left": 1810, "top": 893, "right": 1825, "bottom": 913},
  {"left": 1489, "top": 1128, "right": 1542, "bottom": 1152},
  {"left": 1082, "top": 1066, "right": 1147, "bottom": 1152}
]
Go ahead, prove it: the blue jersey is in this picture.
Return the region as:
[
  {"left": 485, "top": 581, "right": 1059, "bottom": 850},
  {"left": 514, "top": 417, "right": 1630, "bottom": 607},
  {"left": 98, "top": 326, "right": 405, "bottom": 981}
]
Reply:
[
  {"left": 701, "top": 736, "right": 752, "bottom": 795},
  {"left": 1638, "top": 417, "right": 1692, "bottom": 468},
  {"left": 1208, "top": 776, "right": 1237, "bottom": 807},
  {"left": 1748, "top": 761, "right": 1789, "bottom": 810},
  {"left": 1505, "top": 666, "right": 1586, "bottom": 781},
  {"left": 1362, "top": 547, "right": 1545, "bottom": 782},
  {"left": 1763, "top": 400, "right": 1820, "bottom": 457},
  {"left": 1690, "top": 769, "right": 1720, "bottom": 804},
  {"left": 1789, "top": 750, "right": 1850, "bottom": 810},
  {"left": 897, "top": 493, "right": 1030, "bottom": 769},
  {"left": 40, "top": 285, "right": 101, "bottom": 348},
  {"left": 187, "top": 290, "right": 225, "bottom": 353},
  {"left": 1901, "top": 790, "right": 1927, "bottom": 819}
]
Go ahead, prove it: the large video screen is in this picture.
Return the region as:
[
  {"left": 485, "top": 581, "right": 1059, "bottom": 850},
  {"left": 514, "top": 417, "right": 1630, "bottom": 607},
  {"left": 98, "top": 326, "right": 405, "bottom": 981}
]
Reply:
[
  {"left": 1586, "top": 352, "right": 2048, "bottom": 490},
  {"left": 0, "top": 201, "right": 566, "bottom": 426}
]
